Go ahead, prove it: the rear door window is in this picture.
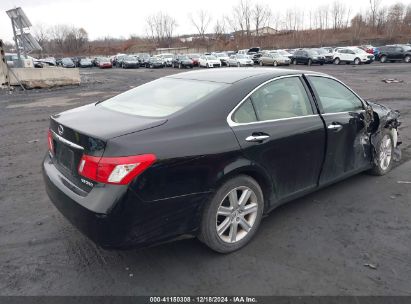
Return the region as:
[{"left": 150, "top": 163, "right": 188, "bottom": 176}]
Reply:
[{"left": 232, "top": 77, "right": 313, "bottom": 123}]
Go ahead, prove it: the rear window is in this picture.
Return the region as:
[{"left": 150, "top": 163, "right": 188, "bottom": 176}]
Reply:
[{"left": 100, "top": 78, "right": 227, "bottom": 117}]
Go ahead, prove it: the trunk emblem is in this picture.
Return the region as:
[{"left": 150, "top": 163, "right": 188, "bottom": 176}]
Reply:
[{"left": 58, "top": 125, "right": 64, "bottom": 135}]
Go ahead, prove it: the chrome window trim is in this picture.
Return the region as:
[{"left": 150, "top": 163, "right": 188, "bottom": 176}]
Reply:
[
  {"left": 227, "top": 74, "right": 315, "bottom": 127},
  {"left": 51, "top": 130, "right": 84, "bottom": 150}
]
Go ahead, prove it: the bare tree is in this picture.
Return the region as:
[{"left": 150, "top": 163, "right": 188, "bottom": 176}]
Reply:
[
  {"left": 252, "top": 4, "right": 271, "bottom": 36},
  {"left": 368, "top": 0, "right": 382, "bottom": 28},
  {"left": 33, "top": 23, "right": 50, "bottom": 54},
  {"left": 350, "top": 13, "right": 366, "bottom": 44},
  {"left": 189, "top": 10, "right": 212, "bottom": 40},
  {"left": 331, "top": 1, "right": 348, "bottom": 30},
  {"left": 228, "top": 0, "right": 252, "bottom": 46},
  {"left": 145, "top": 12, "right": 177, "bottom": 47}
]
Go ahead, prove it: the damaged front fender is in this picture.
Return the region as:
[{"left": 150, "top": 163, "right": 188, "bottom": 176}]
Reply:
[{"left": 368, "top": 101, "right": 402, "bottom": 164}]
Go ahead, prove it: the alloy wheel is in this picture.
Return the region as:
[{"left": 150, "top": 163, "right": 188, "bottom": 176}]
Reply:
[
  {"left": 216, "top": 186, "right": 259, "bottom": 243},
  {"left": 379, "top": 135, "right": 392, "bottom": 171}
]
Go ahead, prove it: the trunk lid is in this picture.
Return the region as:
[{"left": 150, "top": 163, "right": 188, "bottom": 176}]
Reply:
[{"left": 49, "top": 103, "right": 167, "bottom": 192}]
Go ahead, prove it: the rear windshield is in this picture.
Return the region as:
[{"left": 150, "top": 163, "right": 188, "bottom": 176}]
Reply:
[{"left": 100, "top": 78, "right": 227, "bottom": 117}]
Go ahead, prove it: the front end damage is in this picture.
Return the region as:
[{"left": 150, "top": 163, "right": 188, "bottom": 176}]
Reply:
[{"left": 368, "top": 102, "right": 402, "bottom": 165}]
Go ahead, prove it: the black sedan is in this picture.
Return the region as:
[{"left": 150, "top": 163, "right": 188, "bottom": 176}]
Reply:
[
  {"left": 172, "top": 55, "right": 194, "bottom": 69},
  {"left": 43, "top": 68, "right": 401, "bottom": 253},
  {"left": 291, "top": 49, "right": 325, "bottom": 65},
  {"left": 145, "top": 57, "right": 164, "bottom": 68},
  {"left": 121, "top": 56, "right": 140, "bottom": 69}
]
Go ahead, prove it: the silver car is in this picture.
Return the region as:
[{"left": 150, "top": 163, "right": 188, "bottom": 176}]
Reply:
[{"left": 259, "top": 52, "right": 290, "bottom": 66}]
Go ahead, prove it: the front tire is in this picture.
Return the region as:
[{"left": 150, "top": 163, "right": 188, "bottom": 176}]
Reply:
[
  {"left": 198, "top": 175, "right": 264, "bottom": 253},
  {"left": 404, "top": 55, "right": 411, "bottom": 63},
  {"left": 380, "top": 55, "right": 387, "bottom": 63},
  {"left": 369, "top": 129, "right": 395, "bottom": 176},
  {"left": 273, "top": 61, "right": 278, "bottom": 67},
  {"left": 354, "top": 57, "right": 361, "bottom": 65},
  {"left": 334, "top": 58, "right": 340, "bottom": 65}
]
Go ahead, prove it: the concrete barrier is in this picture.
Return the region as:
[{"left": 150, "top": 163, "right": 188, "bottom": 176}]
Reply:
[{"left": 9, "top": 67, "right": 81, "bottom": 89}]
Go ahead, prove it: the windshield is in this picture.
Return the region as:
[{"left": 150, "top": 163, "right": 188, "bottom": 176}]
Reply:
[
  {"left": 206, "top": 56, "right": 217, "bottom": 60},
  {"left": 163, "top": 54, "right": 173, "bottom": 58},
  {"left": 100, "top": 78, "right": 228, "bottom": 117},
  {"left": 216, "top": 53, "right": 227, "bottom": 57},
  {"left": 99, "top": 57, "right": 109, "bottom": 62},
  {"left": 236, "top": 54, "right": 246, "bottom": 59},
  {"left": 124, "top": 56, "right": 137, "bottom": 61},
  {"left": 179, "top": 56, "right": 189, "bottom": 60},
  {"left": 308, "top": 50, "right": 319, "bottom": 55},
  {"left": 278, "top": 50, "right": 289, "bottom": 55},
  {"left": 62, "top": 58, "right": 73, "bottom": 63}
]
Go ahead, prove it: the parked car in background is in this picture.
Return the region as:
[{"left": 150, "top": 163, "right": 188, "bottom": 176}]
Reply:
[
  {"left": 251, "top": 53, "right": 263, "bottom": 64},
  {"left": 291, "top": 49, "right": 325, "bottom": 65},
  {"left": 112, "top": 54, "right": 126, "bottom": 67},
  {"left": 199, "top": 55, "right": 222, "bottom": 68},
  {"left": 146, "top": 57, "right": 165, "bottom": 68},
  {"left": 214, "top": 52, "right": 230, "bottom": 66},
  {"left": 96, "top": 57, "right": 112, "bottom": 69},
  {"left": 159, "top": 53, "right": 174, "bottom": 67},
  {"left": 79, "top": 58, "right": 93, "bottom": 68},
  {"left": 259, "top": 52, "right": 290, "bottom": 66},
  {"left": 378, "top": 45, "right": 411, "bottom": 63},
  {"left": 359, "top": 45, "right": 375, "bottom": 55},
  {"left": 121, "top": 56, "right": 140, "bottom": 69},
  {"left": 61, "top": 57, "right": 75, "bottom": 68},
  {"left": 227, "top": 54, "right": 254, "bottom": 67},
  {"left": 43, "top": 68, "right": 401, "bottom": 253},
  {"left": 272, "top": 49, "right": 293, "bottom": 59},
  {"left": 333, "top": 47, "right": 374, "bottom": 65},
  {"left": 5, "top": 53, "right": 18, "bottom": 67},
  {"left": 137, "top": 53, "right": 150, "bottom": 67},
  {"left": 172, "top": 55, "right": 194, "bottom": 69},
  {"left": 315, "top": 48, "right": 334, "bottom": 63},
  {"left": 187, "top": 54, "right": 200, "bottom": 66}
]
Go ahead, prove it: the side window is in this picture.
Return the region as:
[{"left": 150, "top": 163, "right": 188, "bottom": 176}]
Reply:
[
  {"left": 250, "top": 77, "right": 313, "bottom": 121},
  {"left": 232, "top": 98, "right": 257, "bottom": 123},
  {"left": 309, "top": 76, "right": 364, "bottom": 113}
]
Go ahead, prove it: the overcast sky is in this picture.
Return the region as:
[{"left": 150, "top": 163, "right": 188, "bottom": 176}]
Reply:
[{"left": 0, "top": 0, "right": 409, "bottom": 43}]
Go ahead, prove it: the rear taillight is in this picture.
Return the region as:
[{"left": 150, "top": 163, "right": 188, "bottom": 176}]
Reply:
[
  {"left": 78, "top": 154, "right": 156, "bottom": 185},
  {"left": 48, "top": 129, "right": 54, "bottom": 155}
]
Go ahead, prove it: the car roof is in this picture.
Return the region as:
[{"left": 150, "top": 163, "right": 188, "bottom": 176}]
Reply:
[{"left": 167, "top": 68, "right": 325, "bottom": 84}]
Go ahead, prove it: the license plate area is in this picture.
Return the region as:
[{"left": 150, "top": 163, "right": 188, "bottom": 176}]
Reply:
[{"left": 56, "top": 143, "right": 75, "bottom": 173}]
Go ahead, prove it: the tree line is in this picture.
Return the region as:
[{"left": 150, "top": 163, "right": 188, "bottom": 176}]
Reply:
[{"left": 4, "top": 0, "right": 410, "bottom": 56}]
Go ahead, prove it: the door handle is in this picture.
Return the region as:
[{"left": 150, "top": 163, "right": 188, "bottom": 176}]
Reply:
[
  {"left": 327, "top": 123, "right": 343, "bottom": 132},
  {"left": 245, "top": 135, "right": 270, "bottom": 142}
]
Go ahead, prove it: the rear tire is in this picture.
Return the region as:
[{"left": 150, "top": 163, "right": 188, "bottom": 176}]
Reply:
[
  {"left": 292, "top": 59, "right": 297, "bottom": 65},
  {"left": 259, "top": 61, "right": 263, "bottom": 66},
  {"left": 308, "top": 59, "right": 312, "bottom": 66},
  {"left": 198, "top": 175, "right": 264, "bottom": 253},
  {"left": 369, "top": 129, "right": 395, "bottom": 176},
  {"left": 273, "top": 61, "right": 278, "bottom": 67}
]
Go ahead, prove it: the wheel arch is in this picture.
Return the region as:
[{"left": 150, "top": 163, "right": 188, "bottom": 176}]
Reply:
[{"left": 212, "top": 162, "right": 274, "bottom": 213}]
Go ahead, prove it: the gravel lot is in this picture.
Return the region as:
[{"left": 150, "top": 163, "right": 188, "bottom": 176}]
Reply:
[{"left": 0, "top": 63, "right": 410, "bottom": 296}]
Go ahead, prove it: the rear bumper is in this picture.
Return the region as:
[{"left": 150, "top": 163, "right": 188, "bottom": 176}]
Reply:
[{"left": 42, "top": 155, "right": 208, "bottom": 248}]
